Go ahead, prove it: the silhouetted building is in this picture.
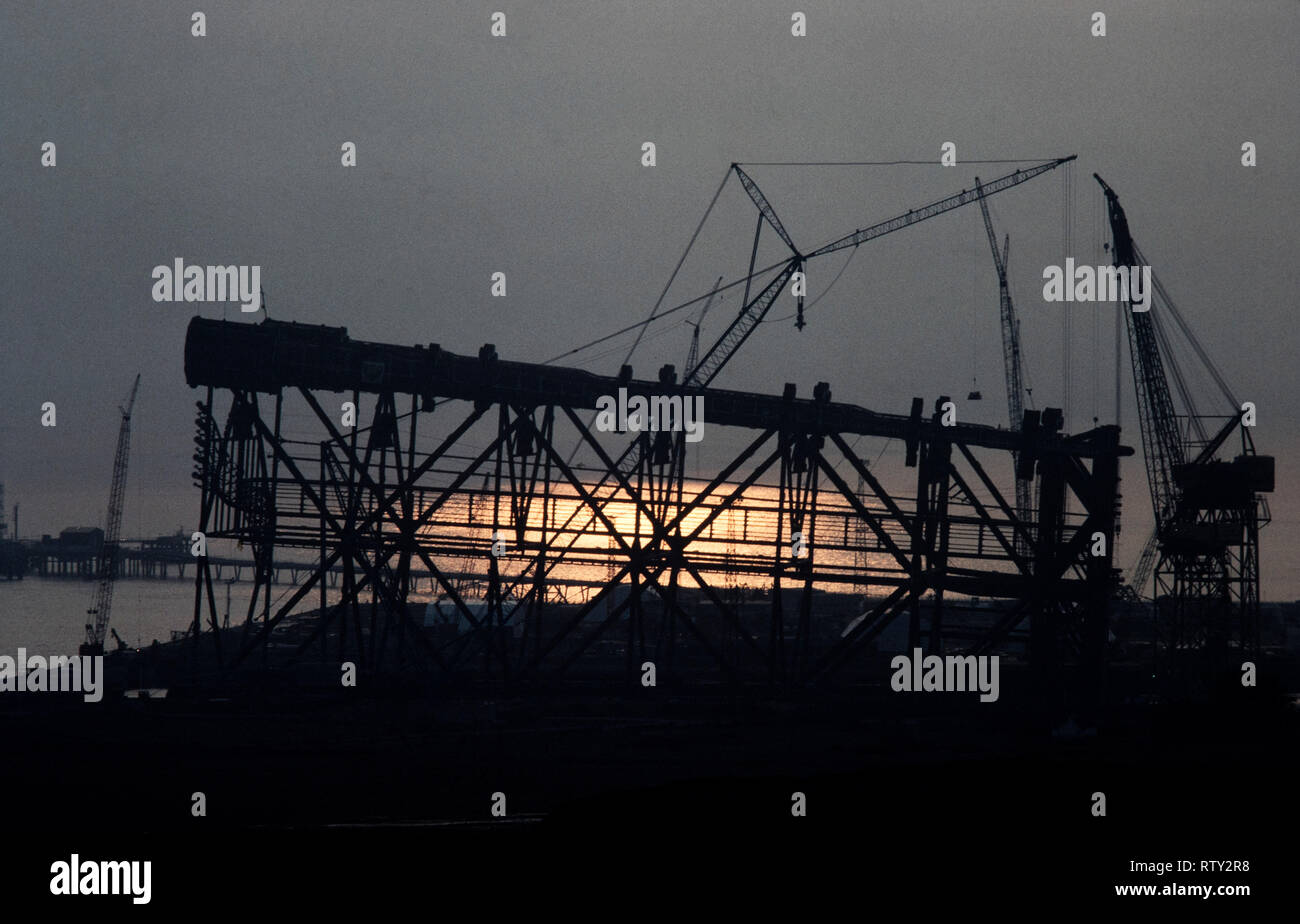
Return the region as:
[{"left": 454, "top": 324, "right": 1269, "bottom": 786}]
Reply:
[{"left": 59, "top": 527, "right": 103, "bottom": 554}]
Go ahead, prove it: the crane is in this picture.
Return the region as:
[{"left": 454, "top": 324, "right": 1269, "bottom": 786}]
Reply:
[
  {"left": 685, "top": 156, "right": 1077, "bottom": 387},
  {"left": 616, "top": 157, "right": 1076, "bottom": 475},
  {"left": 683, "top": 275, "right": 725, "bottom": 377},
  {"left": 1095, "top": 176, "right": 1272, "bottom": 676},
  {"left": 1123, "top": 530, "right": 1158, "bottom": 602},
  {"left": 974, "top": 179, "right": 1032, "bottom": 549},
  {"left": 81, "top": 374, "right": 140, "bottom": 657}
]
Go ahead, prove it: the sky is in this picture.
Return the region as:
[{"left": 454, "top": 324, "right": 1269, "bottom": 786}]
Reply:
[{"left": 1, "top": 1, "right": 1298, "bottom": 596}]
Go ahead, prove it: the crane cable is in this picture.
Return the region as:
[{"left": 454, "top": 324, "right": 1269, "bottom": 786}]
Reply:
[
  {"left": 1092, "top": 183, "right": 1101, "bottom": 423},
  {"left": 1134, "top": 243, "right": 1239, "bottom": 410},
  {"left": 1061, "top": 162, "right": 1073, "bottom": 431},
  {"left": 542, "top": 258, "right": 784, "bottom": 365},
  {"left": 619, "top": 167, "right": 731, "bottom": 368},
  {"left": 765, "top": 243, "right": 861, "bottom": 323},
  {"left": 970, "top": 233, "right": 980, "bottom": 395},
  {"left": 559, "top": 166, "right": 730, "bottom": 466},
  {"left": 737, "top": 158, "right": 1060, "bottom": 166}
]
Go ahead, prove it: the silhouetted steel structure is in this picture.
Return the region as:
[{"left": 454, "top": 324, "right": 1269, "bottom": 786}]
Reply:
[{"left": 184, "top": 318, "right": 1129, "bottom": 704}]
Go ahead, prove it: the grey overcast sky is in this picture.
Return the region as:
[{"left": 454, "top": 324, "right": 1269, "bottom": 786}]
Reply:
[{"left": 2, "top": 1, "right": 1298, "bottom": 595}]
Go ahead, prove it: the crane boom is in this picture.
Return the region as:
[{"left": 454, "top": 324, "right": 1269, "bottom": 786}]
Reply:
[
  {"left": 686, "top": 261, "right": 799, "bottom": 386},
  {"left": 686, "top": 156, "right": 1077, "bottom": 388},
  {"left": 733, "top": 164, "right": 799, "bottom": 254},
  {"left": 974, "top": 179, "right": 1032, "bottom": 544},
  {"left": 975, "top": 181, "right": 1025, "bottom": 428},
  {"left": 81, "top": 374, "right": 140, "bottom": 657},
  {"left": 1095, "top": 175, "right": 1184, "bottom": 530},
  {"left": 807, "top": 156, "right": 1076, "bottom": 259}
]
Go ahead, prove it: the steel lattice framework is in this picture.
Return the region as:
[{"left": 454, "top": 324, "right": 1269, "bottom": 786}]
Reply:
[{"left": 184, "top": 318, "right": 1130, "bottom": 705}]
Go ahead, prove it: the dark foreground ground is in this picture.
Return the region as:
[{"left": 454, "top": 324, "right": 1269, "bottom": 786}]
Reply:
[{"left": 3, "top": 667, "right": 1296, "bottom": 913}]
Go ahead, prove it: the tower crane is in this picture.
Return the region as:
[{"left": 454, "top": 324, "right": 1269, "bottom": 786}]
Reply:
[
  {"left": 81, "top": 374, "right": 140, "bottom": 657},
  {"left": 1095, "top": 176, "right": 1272, "bottom": 678},
  {"left": 974, "top": 179, "right": 1033, "bottom": 549}
]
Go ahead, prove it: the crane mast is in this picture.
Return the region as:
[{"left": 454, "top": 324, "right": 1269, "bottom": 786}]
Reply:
[
  {"left": 974, "top": 179, "right": 1032, "bottom": 546},
  {"left": 81, "top": 374, "right": 140, "bottom": 657}
]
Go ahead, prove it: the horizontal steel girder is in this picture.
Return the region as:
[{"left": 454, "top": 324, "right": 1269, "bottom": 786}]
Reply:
[{"left": 185, "top": 317, "right": 1132, "bottom": 461}]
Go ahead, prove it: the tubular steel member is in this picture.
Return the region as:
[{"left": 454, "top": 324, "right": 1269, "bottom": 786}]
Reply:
[{"left": 185, "top": 318, "right": 1130, "bottom": 709}]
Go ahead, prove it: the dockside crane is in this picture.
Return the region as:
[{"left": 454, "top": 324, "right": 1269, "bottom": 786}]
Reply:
[
  {"left": 974, "top": 179, "right": 1033, "bottom": 549},
  {"left": 81, "top": 374, "right": 140, "bottom": 658},
  {"left": 1095, "top": 176, "right": 1272, "bottom": 680}
]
